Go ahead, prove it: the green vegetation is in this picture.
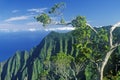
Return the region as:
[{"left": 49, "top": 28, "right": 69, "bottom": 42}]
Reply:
[
  {"left": 35, "top": 2, "right": 66, "bottom": 26},
  {"left": 0, "top": 2, "right": 120, "bottom": 80},
  {"left": 34, "top": 13, "right": 51, "bottom": 27},
  {"left": 48, "top": 2, "right": 65, "bottom": 15},
  {"left": 35, "top": 2, "right": 120, "bottom": 80},
  {"left": 0, "top": 29, "right": 120, "bottom": 80}
]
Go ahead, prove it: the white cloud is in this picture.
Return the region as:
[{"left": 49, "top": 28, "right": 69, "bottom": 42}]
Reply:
[
  {"left": 28, "top": 28, "right": 37, "bottom": 32},
  {"left": 45, "top": 26, "right": 75, "bottom": 31},
  {"left": 0, "top": 19, "right": 74, "bottom": 32},
  {"left": 26, "top": 22, "right": 42, "bottom": 26},
  {"left": 27, "top": 8, "right": 47, "bottom": 13},
  {"left": 0, "top": 22, "right": 43, "bottom": 32},
  {"left": 0, "top": 29, "right": 10, "bottom": 32},
  {"left": 0, "top": 28, "right": 38, "bottom": 32},
  {"left": 12, "top": 10, "right": 19, "bottom": 13},
  {"left": 5, "top": 16, "right": 30, "bottom": 22}
]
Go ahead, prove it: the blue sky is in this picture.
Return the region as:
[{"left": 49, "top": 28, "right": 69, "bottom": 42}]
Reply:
[
  {"left": 0, "top": 0, "right": 120, "bottom": 61},
  {"left": 0, "top": 0, "right": 120, "bottom": 32}
]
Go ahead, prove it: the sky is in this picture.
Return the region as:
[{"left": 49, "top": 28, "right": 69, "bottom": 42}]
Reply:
[
  {"left": 0, "top": 0, "right": 120, "bottom": 32},
  {"left": 0, "top": 0, "right": 120, "bottom": 61}
]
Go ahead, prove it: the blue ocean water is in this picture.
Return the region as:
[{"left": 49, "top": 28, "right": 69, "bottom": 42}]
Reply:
[{"left": 0, "top": 31, "right": 49, "bottom": 62}]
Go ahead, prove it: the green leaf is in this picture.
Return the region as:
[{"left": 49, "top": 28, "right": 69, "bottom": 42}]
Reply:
[{"left": 35, "top": 13, "right": 51, "bottom": 26}]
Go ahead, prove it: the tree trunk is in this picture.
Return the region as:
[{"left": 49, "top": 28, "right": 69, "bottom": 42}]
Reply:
[
  {"left": 99, "top": 68, "right": 103, "bottom": 80},
  {"left": 97, "top": 48, "right": 116, "bottom": 80},
  {"left": 97, "top": 70, "right": 102, "bottom": 80}
]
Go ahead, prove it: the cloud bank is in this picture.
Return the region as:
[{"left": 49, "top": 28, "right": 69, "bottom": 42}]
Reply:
[
  {"left": 27, "top": 8, "right": 47, "bottom": 13},
  {"left": 45, "top": 26, "right": 75, "bottom": 31},
  {"left": 0, "top": 22, "right": 74, "bottom": 32},
  {"left": 5, "top": 16, "right": 30, "bottom": 22}
]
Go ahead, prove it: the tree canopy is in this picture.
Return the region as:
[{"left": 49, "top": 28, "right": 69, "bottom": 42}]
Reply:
[
  {"left": 34, "top": 13, "right": 51, "bottom": 27},
  {"left": 48, "top": 2, "right": 65, "bottom": 16},
  {"left": 35, "top": 2, "right": 66, "bottom": 26}
]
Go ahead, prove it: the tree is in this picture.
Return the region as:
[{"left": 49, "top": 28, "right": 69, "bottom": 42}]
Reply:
[
  {"left": 72, "top": 16, "right": 120, "bottom": 80},
  {"left": 48, "top": 2, "right": 65, "bottom": 16},
  {"left": 35, "top": 2, "right": 120, "bottom": 80},
  {"left": 51, "top": 52, "right": 74, "bottom": 80},
  {"left": 35, "top": 2, "right": 66, "bottom": 26},
  {"left": 34, "top": 13, "right": 51, "bottom": 27}
]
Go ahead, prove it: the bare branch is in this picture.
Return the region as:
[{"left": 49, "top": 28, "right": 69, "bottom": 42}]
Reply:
[
  {"left": 86, "top": 23, "right": 98, "bottom": 33},
  {"left": 113, "top": 43, "right": 120, "bottom": 48},
  {"left": 50, "top": 22, "right": 98, "bottom": 34},
  {"left": 100, "top": 48, "right": 116, "bottom": 80},
  {"left": 110, "top": 22, "right": 120, "bottom": 48}
]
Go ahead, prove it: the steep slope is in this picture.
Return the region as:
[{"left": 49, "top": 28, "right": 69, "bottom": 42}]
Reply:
[
  {"left": 1, "top": 27, "right": 120, "bottom": 80},
  {"left": 0, "top": 31, "right": 76, "bottom": 80}
]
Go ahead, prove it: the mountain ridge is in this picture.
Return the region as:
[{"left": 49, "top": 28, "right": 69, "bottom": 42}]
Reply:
[
  {"left": 1, "top": 26, "right": 120, "bottom": 80},
  {"left": 0, "top": 31, "right": 77, "bottom": 80}
]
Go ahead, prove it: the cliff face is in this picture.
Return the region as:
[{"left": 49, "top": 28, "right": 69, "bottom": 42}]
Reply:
[{"left": 0, "top": 31, "right": 77, "bottom": 80}]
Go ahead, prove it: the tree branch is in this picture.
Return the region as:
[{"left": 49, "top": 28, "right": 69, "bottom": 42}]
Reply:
[
  {"left": 110, "top": 22, "right": 120, "bottom": 48},
  {"left": 86, "top": 23, "right": 98, "bottom": 33}
]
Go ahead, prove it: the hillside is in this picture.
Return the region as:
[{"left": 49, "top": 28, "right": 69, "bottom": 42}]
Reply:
[
  {"left": 0, "top": 27, "right": 120, "bottom": 80},
  {"left": 0, "top": 31, "right": 77, "bottom": 80}
]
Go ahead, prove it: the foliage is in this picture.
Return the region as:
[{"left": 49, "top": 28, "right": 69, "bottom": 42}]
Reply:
[
  {"left": 51, "top": 52, "right": 74, "bottom": 67},
  {"left": 35, "top": 13, "right": 51, "bottom": 26},
  {"left": 103, "top": 71, "right": 120, "bottom": 80},
  {"left": 91, "top": 28, "right": 110, "bottom": 62},
  {"left": 72, "top": 16, "right": 87, "bottom": 28},
  {"left": 71, "top": 15, "right": 114, "bottom": 80},
  {"left": 60, "top": 17, "right": 65, "bottom": 24},
  {"left": 72, "top": 16, "right": 93, "bottom": 63},
  {"left": 50, "top": 52, "right": 75, "bottom": 80},
  {"left": 85, "top": 62, "right": 98, "bottom": 80},
  {"left": 71, "top": 16, "right": 110, "bottom": 61},
  {"left": 48, "top": 2, "right": 65, "bottom": 16},
  {"left": 35, "top": 2, "right": 66, "bottom": 26},
  {"left": 39, "top": 70, "right": 48, "bottom": 77}
]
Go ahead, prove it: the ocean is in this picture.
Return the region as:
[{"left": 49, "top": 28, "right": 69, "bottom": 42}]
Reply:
[{"left": 0, "top": 31, "right": 49, "bottom": 62}]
